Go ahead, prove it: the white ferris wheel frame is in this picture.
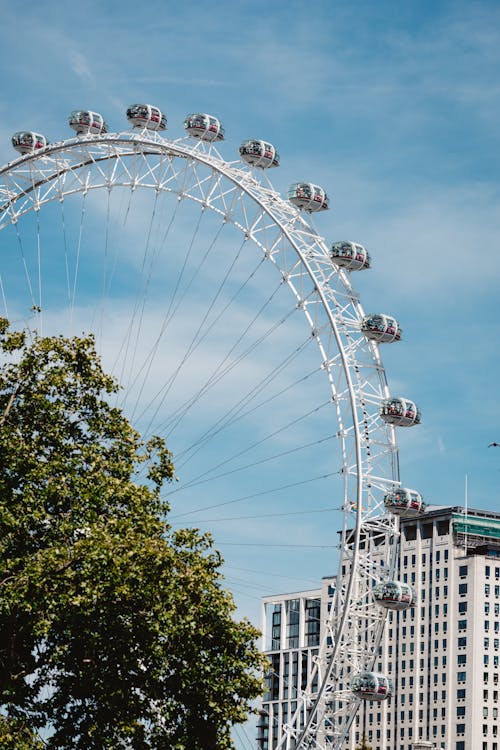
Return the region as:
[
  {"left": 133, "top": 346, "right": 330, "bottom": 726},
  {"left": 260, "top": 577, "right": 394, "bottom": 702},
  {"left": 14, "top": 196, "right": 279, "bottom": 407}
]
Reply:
[{"left": 0, "top": 128, "right": 402, "bottom": 750}]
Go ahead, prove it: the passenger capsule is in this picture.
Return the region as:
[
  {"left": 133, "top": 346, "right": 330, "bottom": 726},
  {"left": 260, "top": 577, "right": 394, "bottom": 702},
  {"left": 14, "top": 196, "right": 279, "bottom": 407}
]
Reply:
[
  {"left": 239, "top": 140, "right": 279, "bottom": 168},
  {"left": 351, "top": 672, "right": 392, "bottom": 701},
  {"left": 12, "top": 131, "right": 47, "bottom": 155},
  {"left": 288, "top": 183, "right": 329, "bottom": 212},
  {"left": 379, "top": 397, "right": 421, "bottom": 427},
  {"left": 373, "top": 580, "right": 416, "bottom": 610},
  {"left": 69, "top": 110, "right": 108, "bottom": 136},
  {"left": 384, "top": 488, "right": 426, "bottom": 517},
  {"left": 126, "top": 104, "right": 167, "bottom": 131},
  {"left": 184, "top": 113, "right": 224, "bottom": 142},
  {"left": 330, "top": 241, "right": 371, "bottom": 271},
  {"left": 361, "top": 314, "right": 402, "bottom": 343}
]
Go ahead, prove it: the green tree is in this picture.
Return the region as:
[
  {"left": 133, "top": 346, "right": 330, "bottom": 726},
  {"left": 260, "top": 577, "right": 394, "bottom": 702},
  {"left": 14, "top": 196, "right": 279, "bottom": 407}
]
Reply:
[
  {"left": 0, "top": 319, "right": 265, "bottom": 750},
  {"left": 355, "top": 735, "right": 373, "bottom": 750},
  {"left": 0, "top": 717, "right": 44, "bottom": 750}
]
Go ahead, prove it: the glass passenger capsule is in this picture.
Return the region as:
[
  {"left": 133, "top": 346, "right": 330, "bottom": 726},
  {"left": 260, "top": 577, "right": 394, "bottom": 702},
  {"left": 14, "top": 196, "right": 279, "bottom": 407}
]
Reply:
[
  {"left": 69, "top": 110, "right": 108, "bottom": 136},
  {"left": 288, "top": 183, "right": 329, "bottom": 212},
  {"left": 330, "top": 241, "right": 371, "bottom": 271},
  {"left": 379, "top": 397, "right": 421, "bottom": 427},
  {"left": 361, "top": 314, "right": 402, "bottom": 343},
  {"left": 351, "top": 672, "right": 392, "bottom": 701},
  {"left": 239, "top": 140, "right": 279, "bottom": 168},
  {"left": 184, "top": 113, "right": 224, "bottom": 142},
  {"left": 126, "top": 104, "right": 167, "bottom": 131},
  {"left": 12, "top": 131, "right": 47, "bottom": 155},
  {"left": 384, "top": 488, "right": 426, "bottom": 517},
  {"left": 373, "top": 580, "right": 415, "bottom": 610}
]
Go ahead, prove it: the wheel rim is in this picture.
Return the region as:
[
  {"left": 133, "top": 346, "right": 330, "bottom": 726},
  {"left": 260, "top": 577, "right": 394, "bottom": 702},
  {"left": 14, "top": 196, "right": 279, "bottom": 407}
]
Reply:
[{"left": 0, "top": 128, "right": 401, "bottom": 749}]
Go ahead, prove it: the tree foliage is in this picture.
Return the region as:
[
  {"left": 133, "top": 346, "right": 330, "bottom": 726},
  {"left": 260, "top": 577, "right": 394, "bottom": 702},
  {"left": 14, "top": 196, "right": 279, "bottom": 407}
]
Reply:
[
  {"left": 0, "top": 319, "right": 265, "bottom": 749},
  {"left": 355, "top": 735, "right": 373, "bottom": 750}
]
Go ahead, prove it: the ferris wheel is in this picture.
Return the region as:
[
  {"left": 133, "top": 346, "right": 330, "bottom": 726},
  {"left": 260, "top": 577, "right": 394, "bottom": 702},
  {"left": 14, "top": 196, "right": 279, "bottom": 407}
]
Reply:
[{"left": 0, "top": 105, "right": 425, "bottom": 749}]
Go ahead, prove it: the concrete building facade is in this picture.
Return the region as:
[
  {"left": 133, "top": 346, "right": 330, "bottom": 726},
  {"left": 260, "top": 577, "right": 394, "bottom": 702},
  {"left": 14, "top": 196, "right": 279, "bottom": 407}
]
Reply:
[{"left": 259, "top": 506, "right": 500, "bottom": 750}]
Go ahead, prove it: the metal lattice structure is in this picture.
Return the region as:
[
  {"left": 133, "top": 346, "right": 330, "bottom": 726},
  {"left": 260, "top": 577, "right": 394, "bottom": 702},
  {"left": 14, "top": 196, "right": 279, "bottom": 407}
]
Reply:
[{"left": 0, "top": 123, "right": 406, "bottom": 749}]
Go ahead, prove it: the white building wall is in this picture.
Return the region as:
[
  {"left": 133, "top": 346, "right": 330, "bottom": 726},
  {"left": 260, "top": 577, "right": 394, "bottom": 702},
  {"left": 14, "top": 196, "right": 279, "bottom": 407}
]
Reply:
[{"left": 259, "top": 506, "right": 500, "bottom": 750}]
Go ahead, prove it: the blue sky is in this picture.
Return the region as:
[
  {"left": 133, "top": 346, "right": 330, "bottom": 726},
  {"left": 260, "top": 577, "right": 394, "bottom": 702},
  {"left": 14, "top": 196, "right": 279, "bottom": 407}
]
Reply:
[{"left": 1, "top": 1, "right": 500, "bottom": 745}]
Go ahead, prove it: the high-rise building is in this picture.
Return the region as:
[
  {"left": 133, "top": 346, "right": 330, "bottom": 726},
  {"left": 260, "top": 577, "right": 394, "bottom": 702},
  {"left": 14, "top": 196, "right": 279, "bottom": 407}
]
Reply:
[{"left": 259, "top": 505, "right": 500, "bottom": 750}]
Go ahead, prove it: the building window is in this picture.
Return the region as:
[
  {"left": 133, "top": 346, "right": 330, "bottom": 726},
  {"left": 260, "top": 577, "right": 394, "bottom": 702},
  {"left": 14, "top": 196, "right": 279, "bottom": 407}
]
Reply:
[
  {"left": 459, "top": 583, "right": 468, "bottom": 595},
  {"left": 459, "top": 602, "right": 467, "bottom": 614},
  {"left": 459, "top": 565, "right": 468, "bottom": 577},
  {"left": 437, "top": 520, "right": 449, "bottom": 535},
  {"left": 405, "top": 526, "right": 417, "bottom": 541},
  {"left": 285, "top": 599, "right": 300, "bottom": 648},
  {"left": 422, "top": 522, "right": 433, "bottom": 539}
]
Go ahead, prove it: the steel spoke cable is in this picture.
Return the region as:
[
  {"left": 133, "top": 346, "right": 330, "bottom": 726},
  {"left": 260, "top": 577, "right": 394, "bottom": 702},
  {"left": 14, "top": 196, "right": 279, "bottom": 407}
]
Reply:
[
  {"left": 117, "top": 203, "right": 207, "bottom": 421},
  {"left": 162, "top": 296, "right": 299, "bottom": 442},
  {"left": 59, "top": 198, "right": 72, "bottom": 307},
  {"left": 116, "top": 193, "right": 182, "bottom": 411},
  {"left": 156, "top": 203, "right": 205, "bottom": 332},
  {"left": 142, "top": 281, "right": 288, "bottom": 440},
  {"left": 224, "top": 575, "right": 279, "bottom": 595},
  {"left": 129, "top": 218, "right": 230, "bottom": 422},
  {"left": 171, "top": 431, "right": 337, "bottom": 495},
  {"left": 217, "top": 541, "right": 336, "bottom": 549},
  {"left": 70, "top": 190, "right": 87, "bottom": 323},
  {"left": 136, "top": 252, "right": 267, "bottom": 432},
  {"left": 0, "top": 274, "right": 7, "bottom": 318},
  {"left": 111, "top": 188, "right": 193, "bottom": 392},
  {"left": 117, "top": 189, "right": 160, "bottom": 393},
  {"left": 223, "top": 565, "right": 320, "bottom": 586},
  {"left": 14, "top": 221, "right": 36, "bottom": 310},
  {"left": 146, "top": 229, "right": 246, "bottom": 402},
  {"left": 91, "top": 187, "right": 112, "bottom": 351},
  {"left": 173, "top": 332, "right": 313, "bottom": 470},
  {"left": 35, "top": 208, "right": 42, "bottom": 332},
  {"left": 169, "top": 469, "right": 340, "bottom": 517},
  {"left": 182, "top": 507, "right": 336, "bottom": 523},
  {"left": 176, "top": 363, "right": 321, "bottom": 468},
  {"left": 176, "top": 398, "right": 330, "bottom": 480},
  {"left": 232, "top": 725, "right": 254, "bottom": 750},
  {"left": 223, "top": 583, "right": 267, "bottom": 603}
]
